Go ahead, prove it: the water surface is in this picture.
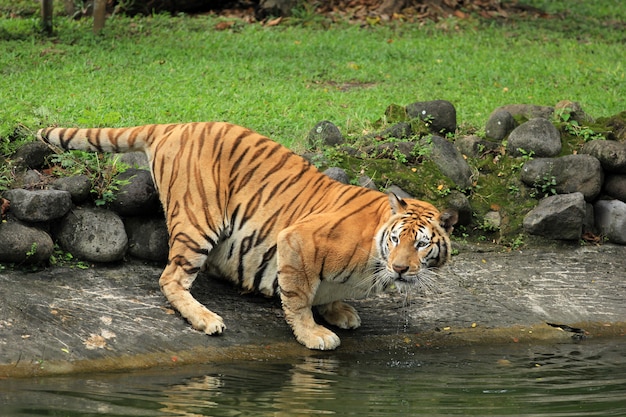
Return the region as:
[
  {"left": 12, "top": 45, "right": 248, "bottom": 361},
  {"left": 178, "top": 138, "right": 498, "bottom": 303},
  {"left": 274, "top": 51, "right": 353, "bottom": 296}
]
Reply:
[{"left": 2, "top": 339, "right": 625, "bottom": 416}]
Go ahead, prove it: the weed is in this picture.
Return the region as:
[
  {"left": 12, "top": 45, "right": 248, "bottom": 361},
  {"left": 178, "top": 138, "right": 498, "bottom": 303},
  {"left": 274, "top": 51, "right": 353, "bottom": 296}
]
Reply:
[
  {"left": 531, "top": 174, "right": 558, "bottom": 198},
  {"left": 25, "top": 242, "right": 37, "bottom": 258},
  {"left": 48, "top": 151, "right": 130, "bottom": 206}
]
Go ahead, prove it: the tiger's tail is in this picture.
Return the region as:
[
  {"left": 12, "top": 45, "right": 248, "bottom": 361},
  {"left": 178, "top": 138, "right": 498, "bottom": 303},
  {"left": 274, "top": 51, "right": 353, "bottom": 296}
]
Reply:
[{"left": 37, "top": 125, "right": 157, "bottom": 153}]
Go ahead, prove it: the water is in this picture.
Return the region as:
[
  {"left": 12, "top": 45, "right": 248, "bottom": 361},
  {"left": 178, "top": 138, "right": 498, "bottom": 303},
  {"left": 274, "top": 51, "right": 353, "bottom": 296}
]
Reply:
[{"left": 1, "top": 339, "right": 625, "bottom": 416}]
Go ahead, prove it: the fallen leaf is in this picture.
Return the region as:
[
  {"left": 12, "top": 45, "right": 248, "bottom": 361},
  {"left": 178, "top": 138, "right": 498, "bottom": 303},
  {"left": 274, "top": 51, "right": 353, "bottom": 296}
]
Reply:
[
  {"left": 84, "top": 334, "right": 107, "bottom": 350},
  {"left": 265, "top": 16, "right": 282, "bottom": 27}
]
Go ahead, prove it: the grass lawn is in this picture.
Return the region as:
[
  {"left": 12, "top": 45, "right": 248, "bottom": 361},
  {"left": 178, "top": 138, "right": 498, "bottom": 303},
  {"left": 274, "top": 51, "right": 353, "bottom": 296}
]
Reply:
[{"left": 0, "top": 0, "right": 624, "bottom": 151}]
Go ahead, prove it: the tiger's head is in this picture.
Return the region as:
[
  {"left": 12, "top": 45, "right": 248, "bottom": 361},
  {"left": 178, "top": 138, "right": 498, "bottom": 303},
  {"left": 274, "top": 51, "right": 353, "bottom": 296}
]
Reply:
[{"left": 375, "top": 193, "right": 457, "bottom": 291}]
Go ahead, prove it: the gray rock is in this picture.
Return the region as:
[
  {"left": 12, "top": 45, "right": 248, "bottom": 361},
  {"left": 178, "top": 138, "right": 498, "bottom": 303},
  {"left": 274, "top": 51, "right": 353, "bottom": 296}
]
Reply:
[
  {"left": 0, "top": 219, "right": 53, "bottom": 264},
  {"left": 580, "top": 139, "right": 626, "bottom": 173},
  {"left": 604, "top": 174, "right": 626, "bottom": 202},
  {"left": 307, "top": 121, "right": 344, "bottom": 148},
  {"left": 323, "top": 167, "right": 349, "bottom": 184},
  {"left": 584, "top": 203, "right": 595, "bottom": 234},
  {"left": 357, "top": 175, "right": 377, "bottom": 190},
  {"left": 378, "top": 122, "right": 412, "bottom": 140},
  {"left": 485, "top": 110, "right": 516, "bottom": 141},
  {"left": 110, "top": 169, "right": 160, "bottom": 216},
  {"left": 494, "top": 104, "right": 554, "bottom": 121},
  {"left": 117, "top": 151, "right": 149, "bottom": 168},
  {"left": 18, "top": 170, "right": 44, "bottom": 188},
  {"left": 56, "top": 207, "right": 128, "bottom": 262},
  {"left": 51, "top": 175, "right": 92, "bottom": 203},
  {"left": 507, "top": 118, "right": 562, "bottom": 157},
  {"left": 594, "top": 199, "right": 626, "bottom": 244},
  {"left": 420, "top": 135, "right": 473, "bottom": 189},
  {"left": 455, "top": 135, "right": 501, "bottom": 157},
  {"left": 4, "top": 189, "right": 72, "bottom": 222},
  {"left": 523, "top": 193, "right": 586, "bottom": 240},
  {"left": 554, "top": 100, "right": 594, "bottom": 124},
  {"left": 520, "top": 155, "right": 603, "bottom": 201},
  {"left": 386, "top": 185, "right": 412, "bottom": 199},
  {"left": 483, "top": 211, "right": 501, "bottom": 231},
  {"left": 444, "top": 190, "right": 472, "bottom": 226},
  {"left": 12, "top": 141, "right": 53, "bottom": 170},
  {"left": 366, "top": 141, "right": 416, "bottom": 161},
  {"left": 406, "top": 100, "right": 457, "bottom": 134},
  {"left": 125, "top": 217, "right": 169, "bottom": 262}
]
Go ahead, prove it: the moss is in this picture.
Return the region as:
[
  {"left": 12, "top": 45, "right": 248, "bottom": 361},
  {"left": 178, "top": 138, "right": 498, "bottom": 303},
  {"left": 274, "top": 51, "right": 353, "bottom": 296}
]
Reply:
[{"left": 466, "top": 153, "right": 537, "bottom": 244}]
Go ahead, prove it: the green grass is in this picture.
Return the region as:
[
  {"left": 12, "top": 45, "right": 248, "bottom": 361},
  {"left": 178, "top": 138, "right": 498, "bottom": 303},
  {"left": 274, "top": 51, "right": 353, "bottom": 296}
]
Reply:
[{"left": 1, "top": 1, "right": 625, "bottom": 152}]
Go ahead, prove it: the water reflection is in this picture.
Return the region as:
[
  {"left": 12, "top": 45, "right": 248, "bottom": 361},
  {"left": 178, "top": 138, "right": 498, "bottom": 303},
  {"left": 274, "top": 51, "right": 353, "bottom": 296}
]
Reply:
[{"left": 1, "top": 340, "right": 625, "bottom": 416}]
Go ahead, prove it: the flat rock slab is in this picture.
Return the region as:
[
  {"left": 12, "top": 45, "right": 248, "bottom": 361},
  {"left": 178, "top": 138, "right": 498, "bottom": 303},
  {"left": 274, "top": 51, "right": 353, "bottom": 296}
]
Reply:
[{"left": 1, "top": 243, "right": 625, "bottom": 377}]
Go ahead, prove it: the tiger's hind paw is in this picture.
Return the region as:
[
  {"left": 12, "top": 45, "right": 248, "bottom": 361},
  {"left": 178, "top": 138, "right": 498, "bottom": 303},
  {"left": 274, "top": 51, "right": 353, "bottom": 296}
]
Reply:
[{"left": 317, "top": 301, "right": 361, "bottom": 329}]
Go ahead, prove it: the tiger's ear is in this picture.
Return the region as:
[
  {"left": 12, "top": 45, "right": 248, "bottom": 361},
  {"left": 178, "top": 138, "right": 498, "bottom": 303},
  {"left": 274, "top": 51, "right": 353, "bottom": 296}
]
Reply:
[
  {"left": 388, "top": 192, "right": 408, "bottom": 214},
  {"left": 439, "top": 209, "right": 458, "bottom": 234}
]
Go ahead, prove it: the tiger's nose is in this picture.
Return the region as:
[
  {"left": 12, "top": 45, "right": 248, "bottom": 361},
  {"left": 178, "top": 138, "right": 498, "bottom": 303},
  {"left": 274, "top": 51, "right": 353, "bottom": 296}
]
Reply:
[{"left": 392, "top": 264, "right": 409, "bottom": 274}]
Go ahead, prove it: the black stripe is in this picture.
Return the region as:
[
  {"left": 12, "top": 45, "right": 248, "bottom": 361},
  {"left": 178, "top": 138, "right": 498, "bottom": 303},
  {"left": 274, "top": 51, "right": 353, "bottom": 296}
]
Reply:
[{"left": 253, "top": 244, "right": 277, "bottom": 290}]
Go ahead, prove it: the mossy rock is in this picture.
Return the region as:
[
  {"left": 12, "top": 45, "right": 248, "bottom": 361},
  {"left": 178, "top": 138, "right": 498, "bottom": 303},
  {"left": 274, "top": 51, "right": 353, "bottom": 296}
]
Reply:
[{"left": 466, "top": 152, "right": 538, "bottom": 244}]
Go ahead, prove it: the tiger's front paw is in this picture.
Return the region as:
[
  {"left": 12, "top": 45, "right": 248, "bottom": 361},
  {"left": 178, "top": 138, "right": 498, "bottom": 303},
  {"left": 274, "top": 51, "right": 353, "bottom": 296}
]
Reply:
[
  {"left": 317, "top": 301, "right": 361, "bottom": 329},
  {"left": 294, "top": 325, "right": 341, "bottom": 350},
  {"left": 189, "top": 308, "right": 226, "bottom": 335}
]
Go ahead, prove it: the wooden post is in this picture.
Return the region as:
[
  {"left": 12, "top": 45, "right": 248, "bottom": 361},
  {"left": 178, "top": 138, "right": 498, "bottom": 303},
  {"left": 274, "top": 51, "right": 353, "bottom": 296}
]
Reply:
[
  {"left": 41, "top": 0, "right": 53, "bottom": 35},
  {"left": 93, "top": 0, "right": 107, "bottom": 34}
]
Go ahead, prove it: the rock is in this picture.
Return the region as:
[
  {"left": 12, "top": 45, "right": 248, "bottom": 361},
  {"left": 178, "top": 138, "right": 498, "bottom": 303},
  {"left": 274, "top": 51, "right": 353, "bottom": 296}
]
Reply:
[
  {"left": 386, "top": 185, "right": 412, "bottom": 199},
  {"left": 323, "top": 167, "right": 349, "bottom": 184},
  {"left": 307, "top": 121, "right": 344, "bottom": 148},
  {"left": 580, "top": 139, "right": 626, "bottom": 173},
  {"left": 357, "top": 175, "right": 377, "bottom": 190},
  {"left": 0, "top": 219, "right": 54, "bottom": 264},
  {"left": 51, "top": 175, "right": 92, "bottom": 204},
  {"left": 12, "top": 141, "right": 54, "bottom": 170},
  {"left": 444, "top": 190, "right": 472, "bottom": 226},
  {"left": 597, "top": 111, "right": 626, "bottom": 142},
  {"left": 507, "top": 118, "right": 562, "bottom": 157},
  {"left": 523, "top": 193, "right": 586, "bottom": 240},
  {"left": 55, "top": 207, "right": 128, "bottom": 262},
  {"left": 365, "top": 141, "right": 416, "bottom": 161},
  {"left": 378, "top": 122, "right": 412, "bottom": 140},
  {"left": 420, "top": 135, "right": 473, "bottom": 189},
  {"left": 4, "top": 189, "right": 72, "bottom": 222},
  {"left": 117, "top": 151, "right": 149, "bottom": 168},
  {"left": 110, "top": 169, "right": 160, "bottom": 216},
  {"left": 493, "top": 104, "right": 554, "bottom": 121},
  {"left": 455, "top": 135, "right": 501, "bottom": 157},
  {"left": 604, "top": 174, "right": 626, "bottom": 202},
  {"left": 594, "top": 199, "right": 626, "bottom": 244},
  {"left": 17, "top": 170, "right": 44, "bottom": 188},
  {"left": 125, "top": 217, "right": 169, "bottom": 262},
  {"left": 257, "top": 0, "right": 299, "bottom": 16},
  {"left": 584, "top": 203, "right": 595, "bottom": 234},
  {"left": 483, "top": 211, "right": 501, "bottom": 231},
  {"left": 485, "top": 110, "right": 516, "bottom": 141},
  {"left": 520, "top": 155, "right": 603, "bottom": 201},
  {"left": 555, "top": 100, "right": 594, "bottom": 124},
  {"left": 405, "top": 100, "right": 457, "bottom": 134}
]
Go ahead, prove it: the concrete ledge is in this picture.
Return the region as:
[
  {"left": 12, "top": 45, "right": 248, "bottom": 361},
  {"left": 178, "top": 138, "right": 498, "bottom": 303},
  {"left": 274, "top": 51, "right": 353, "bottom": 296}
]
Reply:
[{"left": 1, "top": 243, "right": 625, "bottom": 378}]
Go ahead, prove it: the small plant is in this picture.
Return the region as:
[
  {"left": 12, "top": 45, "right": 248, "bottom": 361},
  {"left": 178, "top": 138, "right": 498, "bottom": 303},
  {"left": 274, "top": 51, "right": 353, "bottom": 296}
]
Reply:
[
  {"left": 510, "top": 148, "right": 534, "bottom": 173},
  {"left": 509, "top": 233, "right": 525, "bottom": 250},
  {"left": 49, "top": 244, "right": 90, "bottom": 269},
  {"left": 531, "top": 174, "right": 557, "bottom": 198},
  {"left": 48, "top": 151, "right": 130, "bottom": 206},
  {"left": 391, "top": 148, "right": 408, "bottom": 164},
  {"left": 25, "top": 242, "right": 37, "bottom": 258}
]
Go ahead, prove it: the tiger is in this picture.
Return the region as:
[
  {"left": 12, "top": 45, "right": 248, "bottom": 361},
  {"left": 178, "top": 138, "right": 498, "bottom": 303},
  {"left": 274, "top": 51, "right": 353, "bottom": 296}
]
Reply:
[{"left": 37, "top": 122, "right": 457, "bottom": 350}]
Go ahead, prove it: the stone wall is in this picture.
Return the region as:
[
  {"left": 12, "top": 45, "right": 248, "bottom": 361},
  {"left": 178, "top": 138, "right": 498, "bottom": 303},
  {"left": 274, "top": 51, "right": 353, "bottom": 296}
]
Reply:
[{"left": 1, "top": 100, "right": 625, "bottom": 265}]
